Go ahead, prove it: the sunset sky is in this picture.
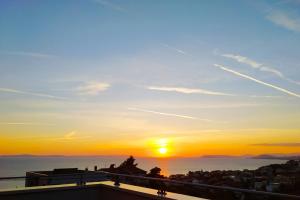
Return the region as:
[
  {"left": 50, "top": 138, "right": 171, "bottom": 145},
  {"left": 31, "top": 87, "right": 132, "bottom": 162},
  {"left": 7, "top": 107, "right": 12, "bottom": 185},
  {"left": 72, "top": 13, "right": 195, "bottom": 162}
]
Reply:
[{"left": 0, "top": 0, "right": 300, "bottom": 157}]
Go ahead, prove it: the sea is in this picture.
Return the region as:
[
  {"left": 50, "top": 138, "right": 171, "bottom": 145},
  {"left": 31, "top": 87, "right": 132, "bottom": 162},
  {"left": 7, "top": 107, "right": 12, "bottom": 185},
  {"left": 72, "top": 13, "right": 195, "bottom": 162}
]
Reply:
[{"left": 0, "top": 156, "right": 287, "bottom": 190}]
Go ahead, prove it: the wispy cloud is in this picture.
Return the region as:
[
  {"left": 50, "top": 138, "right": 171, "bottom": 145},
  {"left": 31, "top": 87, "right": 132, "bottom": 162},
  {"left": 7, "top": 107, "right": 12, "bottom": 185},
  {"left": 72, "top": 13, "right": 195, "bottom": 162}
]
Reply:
[
  {"left": 222, "top": 54, "right": 300, "bottom": 85},
  {"left": 128, "top": 107, "right": 213, "bottom": 122},
  {"left": 63, "top": 131, "right": 76, "bottom": 140},
  {"left": 161, "top": 43, "right": 188, "bottom": 55},
  {"left": 147, "top": 86, "right": 280, "bottom": 98},
  {"left": 222, "top": 54, "right": 262, "bottom": 68},
  {"left": 10, "top": 131, "right": 91, "bottom": 141},
  {"left": 147, "top": 86, "right": 233, "bottom": 96},
  {"left": 188, "top": 103, "right": 263, "bottom": 109},
  {"left": 51, "top": 131, "right": 91, "bottom": 141},
  {"left": 214, "top": 64, "right": 300, "bottom": 98},
  {"left": 93, "top": 0, "right": 127, "bottom": 12},
  {"left": 0, "top": 122, "right": 55, "bottom": 126},
  {"left": 252, "top": 143, "right": 300, "bottom": 147},
  {"left": 266, "top": 10, "right": 300, "bottom": 32},
  {"left": 76, "top": 82, "right": 110, "bottom": 95},
  {"left": 0, "top": 51, "right": 56, "bottom": 58},
  {"left": 248, "top": 95, "right": 282, "bottom": 98},
  {"left": 0, "top": 87, "right": 67, "bottom": 100}
]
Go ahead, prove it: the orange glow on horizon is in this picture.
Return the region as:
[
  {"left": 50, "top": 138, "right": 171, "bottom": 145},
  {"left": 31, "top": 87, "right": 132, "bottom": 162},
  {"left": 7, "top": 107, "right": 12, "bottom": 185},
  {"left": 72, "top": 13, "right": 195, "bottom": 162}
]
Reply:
[{"left": 0, "top": 129, "right": 300, "bottom": 156}]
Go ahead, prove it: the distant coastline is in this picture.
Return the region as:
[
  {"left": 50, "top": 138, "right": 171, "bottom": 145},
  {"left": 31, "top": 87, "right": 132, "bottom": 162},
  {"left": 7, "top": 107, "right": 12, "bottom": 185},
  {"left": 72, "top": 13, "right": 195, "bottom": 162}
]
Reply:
[
  {"left": 1, "top": 154, "right": 299, "bottom": 160},
  {"left": 251, "top": 154, "right": 300, "bottom": 160}
]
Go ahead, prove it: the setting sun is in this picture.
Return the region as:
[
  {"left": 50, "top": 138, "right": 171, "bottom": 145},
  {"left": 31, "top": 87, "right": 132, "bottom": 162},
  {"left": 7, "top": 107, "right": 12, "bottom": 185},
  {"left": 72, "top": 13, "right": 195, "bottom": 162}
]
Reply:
[
  {"left": 149, "top": 138, "right": 172, "bottom": 157},
  {"left": 158, "top": 147, "right": 167, "bottom": 154}
]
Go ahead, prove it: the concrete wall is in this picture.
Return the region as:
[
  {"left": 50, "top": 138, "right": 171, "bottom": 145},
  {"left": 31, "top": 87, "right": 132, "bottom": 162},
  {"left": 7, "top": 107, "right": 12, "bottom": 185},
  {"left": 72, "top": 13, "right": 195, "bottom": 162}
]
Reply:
[{"left": 0, "top": 183, "right": 173, "bottom": 200}]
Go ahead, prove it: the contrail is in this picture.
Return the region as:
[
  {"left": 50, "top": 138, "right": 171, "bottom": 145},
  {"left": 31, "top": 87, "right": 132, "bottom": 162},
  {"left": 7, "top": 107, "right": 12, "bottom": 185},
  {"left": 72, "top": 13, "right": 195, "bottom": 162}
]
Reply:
[
  {"left": 214, "top": 64, "right": 300, "bottom": 98},
  {"left": 161, "top": 43, "right": 188, "bottom": 55},
  {"left": 0, "top": 122, "right": 55, "bottom": 126},
  {"left": 221, "top": 53, "right": 300, "bottom": 86},
  {"left": 0, "top": 87, "right": 67, "bottom": 100},
  {"left": 0, "top": 51, "right": 56, "bottom": 58},
  {"left": 128, "top": 107, "right": 212, "bottom": 122}
]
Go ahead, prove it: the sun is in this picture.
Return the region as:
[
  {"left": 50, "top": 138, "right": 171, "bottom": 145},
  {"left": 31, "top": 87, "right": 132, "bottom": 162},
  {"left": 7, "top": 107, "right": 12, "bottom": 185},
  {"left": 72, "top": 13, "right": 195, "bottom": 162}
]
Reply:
[
  {"left": 155, "top": 138, "right": 171, "bottom": 157},
  {"left": 158, "top": 147, "right": 167, "bottom": 154},
  {"left": 147, "top": 137, "right": 173, "bottom": 157}
]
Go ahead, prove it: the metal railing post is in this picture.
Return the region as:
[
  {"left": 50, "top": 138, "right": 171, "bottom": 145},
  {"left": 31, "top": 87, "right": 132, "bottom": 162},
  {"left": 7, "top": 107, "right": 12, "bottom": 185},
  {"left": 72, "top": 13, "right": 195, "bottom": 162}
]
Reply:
[
  {"left": 114, "top": 176, "right": 120, "bottom": 187},
  {"left": 240, "top": 193, "right": 245, "bottom": 200}
]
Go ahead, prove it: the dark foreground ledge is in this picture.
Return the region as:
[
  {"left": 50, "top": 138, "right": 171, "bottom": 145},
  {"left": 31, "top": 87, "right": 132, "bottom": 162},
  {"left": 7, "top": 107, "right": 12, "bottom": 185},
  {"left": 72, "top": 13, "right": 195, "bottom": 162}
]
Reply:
[{"left": 0, "top": 181, "right": 206, "bottom": 200}]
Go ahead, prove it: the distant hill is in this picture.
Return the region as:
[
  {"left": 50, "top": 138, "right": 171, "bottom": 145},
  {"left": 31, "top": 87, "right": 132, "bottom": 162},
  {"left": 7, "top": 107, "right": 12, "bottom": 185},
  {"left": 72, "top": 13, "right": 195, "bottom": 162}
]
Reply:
[
  {"left": 0, "top": 154, "right": 65, "bottom": 158},
  {"left": 200, "top": 155, "right": 240, "bottom": 158},
  {"left": 252, "top": 154, "right": 300, "bottom": 160}
]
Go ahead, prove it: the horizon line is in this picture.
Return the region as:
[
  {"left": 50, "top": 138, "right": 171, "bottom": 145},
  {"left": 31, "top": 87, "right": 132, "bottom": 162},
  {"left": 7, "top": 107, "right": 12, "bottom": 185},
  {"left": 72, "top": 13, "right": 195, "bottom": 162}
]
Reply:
[{"left": 1, "top": 153, "right": 299, "bottom": 158}]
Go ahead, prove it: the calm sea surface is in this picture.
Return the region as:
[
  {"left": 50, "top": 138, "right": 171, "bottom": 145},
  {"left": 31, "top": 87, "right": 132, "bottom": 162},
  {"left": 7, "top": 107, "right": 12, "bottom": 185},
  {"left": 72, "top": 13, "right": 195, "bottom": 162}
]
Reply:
[{"left": 0, "top": 156, "right": 286, "bottom": 189}]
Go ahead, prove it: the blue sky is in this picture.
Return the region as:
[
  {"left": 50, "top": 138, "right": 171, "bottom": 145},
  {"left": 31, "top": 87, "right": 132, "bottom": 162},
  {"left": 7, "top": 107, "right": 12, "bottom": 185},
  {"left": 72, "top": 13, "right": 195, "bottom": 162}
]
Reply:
[{"left": 0, "top": 0, "right": 299, "bottom": 155}]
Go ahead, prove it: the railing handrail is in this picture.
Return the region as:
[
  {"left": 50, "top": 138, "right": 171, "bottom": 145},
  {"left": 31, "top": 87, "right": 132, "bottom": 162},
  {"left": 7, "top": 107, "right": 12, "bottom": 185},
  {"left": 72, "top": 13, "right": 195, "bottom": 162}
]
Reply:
[
  {"left": 1, "top": 171, "right": 300, "bottom": 199},
  {"left": 96, "top": 171, "right": 300, "bottom": 199},
  {"left": 0, "top": 176, "right": 26, "bottom": 180}
]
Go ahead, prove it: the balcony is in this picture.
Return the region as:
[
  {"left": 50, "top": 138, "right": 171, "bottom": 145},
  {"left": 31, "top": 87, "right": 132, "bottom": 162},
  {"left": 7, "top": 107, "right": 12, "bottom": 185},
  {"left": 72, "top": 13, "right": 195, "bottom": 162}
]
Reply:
[{"left": 0, "top": 180, "right": 206, "bottom": 200}]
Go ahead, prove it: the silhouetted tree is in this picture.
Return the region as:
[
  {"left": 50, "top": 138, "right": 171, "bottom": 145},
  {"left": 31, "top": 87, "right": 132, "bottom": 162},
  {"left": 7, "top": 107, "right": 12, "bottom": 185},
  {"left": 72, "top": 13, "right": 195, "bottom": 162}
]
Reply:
[
  {"left": 148, "top": 167, "right": 162, "bottom": 178},
  {"left": 119, "top": 156, "right": 137, "bottom": 168},
  {"left": 109, "top": 164, "right": 115, "bottom": 169}
]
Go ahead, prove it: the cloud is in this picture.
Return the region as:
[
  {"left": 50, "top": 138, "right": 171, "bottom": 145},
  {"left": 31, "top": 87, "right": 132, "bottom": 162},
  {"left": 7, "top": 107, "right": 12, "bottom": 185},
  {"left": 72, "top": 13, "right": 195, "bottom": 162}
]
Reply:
[
  {"left": 252, "top": 143, "right": 300, "bottom": 147},
  {"left": 64, "top": 131, "right": 76, "bottom": 140},
  {"left": 50, "top": 131, "right": 91, "bottom": 141},
  {"left": 161, "top": 43, "right": 188, "bottom": 55},
  {"left": 248, "top": 95, "right": 282, "bottom": 98},
  {"left": 147, "top": 86, "right": 280, "bottom": 98},
  {"left": 222, "top": 54, "right": 262, "bottom": 68},
  {"left": 128, "top": 107, "right": 213, "bottom": 122},
  {"left": 0, "top": 51, "right": 56, "bottom": 58},
  {"left": 9, "top": 130, "right": 91, "bottom": 141},
  {"left": 0, "top": 87, "right": 67, "bottom": 100},
  {"left": 266, "top": 10, "right": 300, "bottom": 32},
  {"left": 189, "top": 103, "right": 263, "bottom": 109},
  {"left": 76, "top": 82, "right": 110, "bottom": 95},
  {"left": 0, "top": 122, "right": 55, "bottom": 126},
  {"left": 214, "top": 64, "right": 300, "bottom": 98},
  {"left": 147, "top": 86, "right": 233, "bottom": 96},
  {"left": 222, "top": 54, "right": 300, "bottom": 85},
  {"left": 93, "top": 0, "right": 127, "bottom": 12}
]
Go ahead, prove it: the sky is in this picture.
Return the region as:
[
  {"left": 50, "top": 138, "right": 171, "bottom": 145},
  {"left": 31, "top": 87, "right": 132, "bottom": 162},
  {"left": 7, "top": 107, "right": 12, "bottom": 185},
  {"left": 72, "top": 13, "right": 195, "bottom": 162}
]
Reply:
[{"left": 0, "top": 0, "right": 300, "bottom": 157}]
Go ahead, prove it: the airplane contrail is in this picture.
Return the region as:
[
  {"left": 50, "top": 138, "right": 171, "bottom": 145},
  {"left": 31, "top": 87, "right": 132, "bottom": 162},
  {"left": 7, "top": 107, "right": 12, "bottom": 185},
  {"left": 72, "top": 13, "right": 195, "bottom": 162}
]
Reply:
[
  {"left": 128, "top": 107, "right": 213, "bottom": 122},
  {"left": 0, "top": 87, "right": 66, "bottom": 100},
  {"left": 214, "top": 64, "right": 300, "bottom": 98}
]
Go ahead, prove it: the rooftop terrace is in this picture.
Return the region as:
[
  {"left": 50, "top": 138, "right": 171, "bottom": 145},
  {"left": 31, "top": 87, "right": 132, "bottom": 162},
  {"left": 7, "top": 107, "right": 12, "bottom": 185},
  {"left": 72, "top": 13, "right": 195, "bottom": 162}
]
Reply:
[
  {"left": 0, "top": 180, "right": 206, "bottom": 200},
  {"left": 1, "top": 170, "right": 300, "bottom": 200}
]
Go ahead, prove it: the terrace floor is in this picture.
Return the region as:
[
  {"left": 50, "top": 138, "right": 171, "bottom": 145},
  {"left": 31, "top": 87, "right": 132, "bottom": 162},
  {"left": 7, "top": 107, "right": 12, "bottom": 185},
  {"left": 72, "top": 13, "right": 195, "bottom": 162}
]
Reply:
[{"left": 0, "top": 181, "right": 208, "bottom": 200}]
